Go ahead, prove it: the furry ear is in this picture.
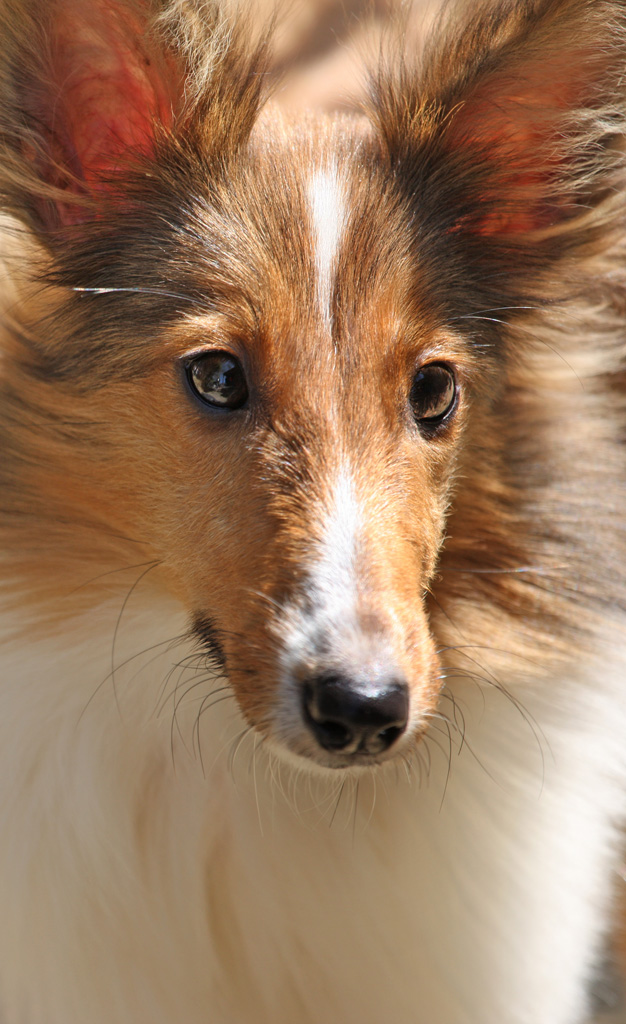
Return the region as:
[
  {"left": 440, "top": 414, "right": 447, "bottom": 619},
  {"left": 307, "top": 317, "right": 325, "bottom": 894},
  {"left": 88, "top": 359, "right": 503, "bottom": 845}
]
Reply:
[
  {"left": 0, "top": 0, "right": 269, "bottom": 232},
  {"left": 371, "top": 0, "right": 626, "bottom": 269}
]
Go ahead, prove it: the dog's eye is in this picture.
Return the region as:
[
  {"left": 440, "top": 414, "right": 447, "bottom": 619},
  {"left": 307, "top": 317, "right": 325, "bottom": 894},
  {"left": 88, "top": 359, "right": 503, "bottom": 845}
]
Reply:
[
  {"left": 409, "top": 364, "right": 456, "bottom": 429},
  {"left": 186, "top": 351, "right": 249, "bottom": 411}
]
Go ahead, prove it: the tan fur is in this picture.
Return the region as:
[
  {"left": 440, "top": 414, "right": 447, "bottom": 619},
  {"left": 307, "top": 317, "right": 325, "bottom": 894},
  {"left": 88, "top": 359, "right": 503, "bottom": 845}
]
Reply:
[{"left": 0, "top": 1, "right": 625, "bottom": 1021}]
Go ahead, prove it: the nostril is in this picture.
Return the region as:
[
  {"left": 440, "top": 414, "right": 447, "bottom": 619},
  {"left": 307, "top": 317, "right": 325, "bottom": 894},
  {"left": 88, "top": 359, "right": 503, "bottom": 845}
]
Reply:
[
  {"left": 376, "top": 724, "right": 404, "bottom": 749},
  {"left": 302, "top": 672, "right": 409, "bottom": 756},
  {"left": 303, "top": 680, "right": 355, "bottom": 751}
]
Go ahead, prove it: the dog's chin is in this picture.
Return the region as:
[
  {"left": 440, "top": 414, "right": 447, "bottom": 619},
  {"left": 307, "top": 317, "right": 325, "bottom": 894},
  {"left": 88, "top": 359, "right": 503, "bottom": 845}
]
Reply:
[{"left": 262, "top": 727, "right": 416, "bottom": 777}]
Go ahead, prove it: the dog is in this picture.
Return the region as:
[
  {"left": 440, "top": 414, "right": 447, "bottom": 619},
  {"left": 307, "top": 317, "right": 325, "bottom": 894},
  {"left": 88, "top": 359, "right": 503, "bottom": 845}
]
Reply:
[{"left": 0, "top": 0, "right": 625, "bottom": 1021}]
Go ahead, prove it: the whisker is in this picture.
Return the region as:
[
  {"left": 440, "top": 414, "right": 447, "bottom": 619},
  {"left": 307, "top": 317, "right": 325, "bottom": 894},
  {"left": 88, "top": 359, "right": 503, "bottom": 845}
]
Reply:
[
  {"left": 401, "top": 754, "right": 414, "bottom": 784},
  {"left": 451, "top": 314, "right": 584, "bottom": 387},
  {"left": 440, "top": 654, "right": 550, "bottom": 774},
  {"left": 78, "top": 562, "right": 164, "bottom": 722},
  {"left": 362, "top": 775, "right": 379, "bottom": 832},
  {"left": 228, "top": 726, "right": 253, "bottom": 782},
  {"left": 329, "top": 780, "right": 346, "bottom": 828},
  {"left": 155, "top": 655, "right": 210, "bottom": 715},
  {"left": 450, "top": 305, "right": 543, "bottom": 319},
  {"left": 67, "top": 559, "right": 163, "bottom": 596},
  {"left": 439, "top": 564, "right": 567, "bottom": 576},
  {"left": 110, "top": 562, "right": 162, "bottom": 713},
  {"left": 72, "top": 285, "right": 196, "bottom": 303},
  {"left": 351, "top": 779, "right": 360, "bottom": 842},
  {"left": 428, "top": 720, "right": 454, "bottom": 810},
  {"left": 251, "top": 734, "right": 265, "bottom": 836},
  {"left": 193, "top": 691, "right": 236, "bottom": 774}
]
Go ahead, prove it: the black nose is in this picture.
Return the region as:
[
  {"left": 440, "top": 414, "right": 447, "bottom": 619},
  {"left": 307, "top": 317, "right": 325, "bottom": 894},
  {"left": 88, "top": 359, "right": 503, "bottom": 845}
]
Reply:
[{"left": 303, "top": 672, "right": 409, "bottom": 757}]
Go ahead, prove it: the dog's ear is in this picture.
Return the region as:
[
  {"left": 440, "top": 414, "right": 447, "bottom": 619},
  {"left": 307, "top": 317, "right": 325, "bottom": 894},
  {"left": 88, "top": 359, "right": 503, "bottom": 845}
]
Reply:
[
  {"left": 371, "top": 0, "right": 626, "bottom": 282},
  {"left": 0, "top": 0, "right": 269, "bottom": 233}
]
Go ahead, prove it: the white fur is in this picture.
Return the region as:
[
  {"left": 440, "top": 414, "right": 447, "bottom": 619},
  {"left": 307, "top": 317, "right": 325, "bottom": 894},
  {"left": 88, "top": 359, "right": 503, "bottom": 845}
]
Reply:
[
  {"left": 0, "top": 591, "right": 623, "bottom": 1024},
  {"left": 308, "top": 167, "right": 346, "bottom": 326},
  {"left": 273, "top": 465, "right": 404, "bottom": 757},
  {"left": 314, "top": 466, "right": 361, "bottom": 618}
]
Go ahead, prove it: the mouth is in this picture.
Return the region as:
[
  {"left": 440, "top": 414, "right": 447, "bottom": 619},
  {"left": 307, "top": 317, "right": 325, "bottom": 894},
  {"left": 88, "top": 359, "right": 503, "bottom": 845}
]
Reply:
[
  {"left": 268, "top": 711, "right": 418, "bottom": 773},
  {"left": 286, "top": 739, "right": 405, "bottom": 772}
]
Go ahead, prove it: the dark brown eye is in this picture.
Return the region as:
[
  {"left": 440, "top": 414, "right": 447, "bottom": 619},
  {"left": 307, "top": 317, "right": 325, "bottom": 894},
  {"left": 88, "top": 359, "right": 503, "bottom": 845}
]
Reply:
[
  {"left": 186, "top": 351, "right": 249, "bottom": 411},
  {"left": 409, "top": 363, "right": 456, "bottom": 429}
]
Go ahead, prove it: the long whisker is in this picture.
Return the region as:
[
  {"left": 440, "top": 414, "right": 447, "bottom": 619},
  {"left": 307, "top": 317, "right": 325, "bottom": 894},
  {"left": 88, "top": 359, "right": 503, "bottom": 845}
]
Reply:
[
  {"left": 110, "top": 562, "right": 162, "bottom": 712},
  {"left": 77, "top": 561, "right": 163, "bottom": 721},
  {"left": 451, "top": 313, "right": 584, "bottom": 386},
  {"left": 72, "top": 285, "right": 197, "bottom": 303},
  {"left": 439, "top": 564, "right": 567, "bottom": 576}
]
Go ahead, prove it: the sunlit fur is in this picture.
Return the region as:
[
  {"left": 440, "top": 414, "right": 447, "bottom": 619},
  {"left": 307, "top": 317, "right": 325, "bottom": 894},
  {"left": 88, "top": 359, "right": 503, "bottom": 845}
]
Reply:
[{"left": 0, "top": 0, "right": 625, "bottom": 1021}]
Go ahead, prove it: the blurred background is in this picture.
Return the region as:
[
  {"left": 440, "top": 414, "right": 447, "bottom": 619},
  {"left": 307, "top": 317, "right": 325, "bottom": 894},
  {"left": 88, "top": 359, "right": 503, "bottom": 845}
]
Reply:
[{"left": 257, "top": 0, "right": 442, "bottom": 111}]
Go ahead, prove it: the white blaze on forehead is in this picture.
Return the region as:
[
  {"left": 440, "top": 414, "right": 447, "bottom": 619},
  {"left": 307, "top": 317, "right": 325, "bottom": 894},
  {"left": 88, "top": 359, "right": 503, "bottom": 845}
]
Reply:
[{"left": 307, "top": 167, "right": 347, "bottom": 324}]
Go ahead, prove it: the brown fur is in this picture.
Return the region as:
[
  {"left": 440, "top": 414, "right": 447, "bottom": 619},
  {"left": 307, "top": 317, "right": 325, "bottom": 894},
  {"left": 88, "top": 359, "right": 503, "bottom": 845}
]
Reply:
[
  {"left": 0, "top": 1, "right": 626, "bottom": 1012},
  {"left": 2, "top": 0, "right": 625, "bottom": 661}
]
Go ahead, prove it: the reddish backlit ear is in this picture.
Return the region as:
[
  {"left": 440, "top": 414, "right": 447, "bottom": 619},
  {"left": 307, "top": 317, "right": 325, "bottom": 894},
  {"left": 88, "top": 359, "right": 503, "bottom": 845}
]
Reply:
[
  {"left": 0, "top": 0, "right": 184, "bottom": 227},
  {"left": 372, "top": 0, "right": 626, "bottom": 245},
  {"left": 442, "top": 37, "right": 619, "bottom": 237},
  {"left": 48, "top": 1, "right": 178, "bottom": 195},
  {"left": 0, "top": 0, "right": 267, "bottom": 231}
]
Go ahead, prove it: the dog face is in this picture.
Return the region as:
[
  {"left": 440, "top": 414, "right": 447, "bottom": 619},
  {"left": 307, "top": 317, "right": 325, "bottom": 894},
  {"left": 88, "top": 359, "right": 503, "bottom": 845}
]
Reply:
[
  {"left": 34, "top": 124, "right": 470, "bottom": 768},
  {"left": 161, "top": 134, "right": 470, "bottom": 768},
  {"left": 1, "top": 0, "right": 625, "bottom": 770}
]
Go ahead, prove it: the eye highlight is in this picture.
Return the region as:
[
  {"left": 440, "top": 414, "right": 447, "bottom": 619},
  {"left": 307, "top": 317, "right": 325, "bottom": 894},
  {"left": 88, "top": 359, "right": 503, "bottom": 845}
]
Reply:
[
  {"left": 185, "top": 351, "right": 249, "bottom": 411},
  {"left": 409, "top": 363, "right": 457, "bottom": 430}
]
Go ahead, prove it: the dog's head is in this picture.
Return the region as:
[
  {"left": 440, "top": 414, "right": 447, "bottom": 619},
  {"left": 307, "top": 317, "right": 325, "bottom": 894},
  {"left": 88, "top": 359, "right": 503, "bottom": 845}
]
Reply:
[{"left": 1, "top": 0, "right": 625, "bottom": 770}]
